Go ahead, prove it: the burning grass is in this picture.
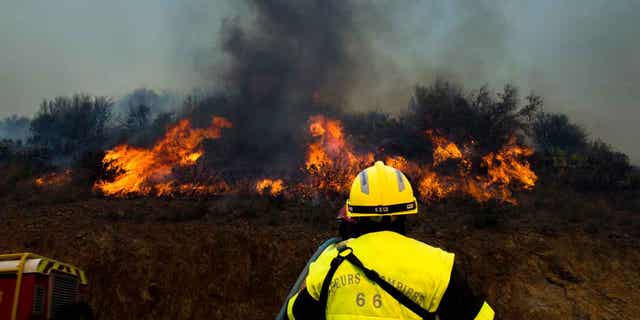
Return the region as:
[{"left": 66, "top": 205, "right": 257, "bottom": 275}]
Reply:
[
  {"left": 389, "top": 133, "right": 537, "bottom": 204},
  {"left": 94, "top": 117, "right": 232, "bottom": 196},
  {"left": 34, "top": 169, "right": 73, "bottom": 187},
  {"left": 255, "top": 179, "right": 285, "bottom": 196},
  {"left": 88, "top": 113, "right": 536, "bottom": 205},
  {"left": 303, "top": 115, "right": 374, "bottom": 195}
]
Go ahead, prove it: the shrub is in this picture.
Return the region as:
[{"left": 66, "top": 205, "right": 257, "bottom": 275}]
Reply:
[
  {"left": 409, "top": 80, "right": 541, "bottom": 152},
  {"left": 567, "top": 140, "right": 633, "bottom": 192},
  {"left": 29, "top": 94, "right": 113, "bottom": 157},
  {"left": 533, "top": 112, "right": 588, "bottom": 153}
]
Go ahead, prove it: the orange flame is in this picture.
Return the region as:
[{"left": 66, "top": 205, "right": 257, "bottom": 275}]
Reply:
[
  {"left": 467, "top": 140, "right": 537, "bottom": 204},
  {"left": 303, "top": 115, "right": 373, "bottom": 194},
  {"left": 418, "top": 171, "right": 457, "bottom": 200},
  {"left": 384, "top": 155, "right": 410, "bottom": 172},
  {"left": 94, "top": 116, "right": 232, "bottom": 196},
  {"left": 427, "top": 130, "right": 464, "bottom": 166},
  {"left": 416, "top": 132, "right": 537, "bottom": 204},
  {"left": 302, "top": 117, "right": 536, "bottom": 204},
  {"left": 255, "top": 179, "right": 285, "bottom": 196},
  {"left": 482, "top": 140, "right": 537, "bottom": 189},
  {"left": 91, "top": 111, "right": 536, "bottom": 204}
]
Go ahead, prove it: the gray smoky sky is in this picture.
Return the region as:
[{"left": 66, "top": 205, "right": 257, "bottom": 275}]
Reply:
[{"left": 0, "top": 0, "right": 638, "bottom": 163}]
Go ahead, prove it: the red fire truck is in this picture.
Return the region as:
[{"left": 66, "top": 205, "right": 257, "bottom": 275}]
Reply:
[{"left": 0, "top": 253, "right": 92, "bottom": 320}]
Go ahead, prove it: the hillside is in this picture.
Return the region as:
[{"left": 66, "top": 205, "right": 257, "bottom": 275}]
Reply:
[{"left": 1, "top": 193, "right": 637, "bottom": 319}]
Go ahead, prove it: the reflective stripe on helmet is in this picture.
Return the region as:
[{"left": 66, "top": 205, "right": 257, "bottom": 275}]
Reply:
[
  {"left": 395, "top": 169, "right": 405, "bottom": 192},
  {"left": 348, "top": 200, "right": 417, "bottom": 215},
  {"left": 359, "top": 171, "right": 369, "bottom": 195}
]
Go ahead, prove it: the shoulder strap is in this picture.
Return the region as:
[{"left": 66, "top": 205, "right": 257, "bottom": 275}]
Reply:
[
  {"left": 318, "top": 248, "right": 347, "bottom": 319},
  {"left": 318, "top": 245, "right": 436, "bottom": 320}
]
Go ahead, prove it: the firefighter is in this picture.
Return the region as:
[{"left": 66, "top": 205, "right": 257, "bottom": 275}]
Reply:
[{"left": 285, "top": 161, "right": 495, "bottom": 320}]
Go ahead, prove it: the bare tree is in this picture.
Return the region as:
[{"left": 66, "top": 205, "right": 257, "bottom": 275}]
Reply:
[{"left": 29, "top": 94, "right": 113, "bottom": 157}]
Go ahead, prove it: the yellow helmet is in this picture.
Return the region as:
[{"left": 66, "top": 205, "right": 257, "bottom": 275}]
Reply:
[{"left": 346, "top": 161, "right": 418, "bottom": 218}]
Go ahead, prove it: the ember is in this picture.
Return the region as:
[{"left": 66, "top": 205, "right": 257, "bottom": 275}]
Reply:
[
  {"left": 35, "top": 169, "right": 73, "bottom": 187},
  {"left": 256, "top": 179, "right": 285, "bottom": 196}
]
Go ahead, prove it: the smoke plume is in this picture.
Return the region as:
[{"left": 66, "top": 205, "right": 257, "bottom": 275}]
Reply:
[{"left": 183, "top": 0, "right": 384, "bottom": 171}]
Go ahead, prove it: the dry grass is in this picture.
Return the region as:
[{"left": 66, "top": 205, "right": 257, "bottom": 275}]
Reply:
[{"left": 0, "top": 191, "right": 638, "bottom": 319}]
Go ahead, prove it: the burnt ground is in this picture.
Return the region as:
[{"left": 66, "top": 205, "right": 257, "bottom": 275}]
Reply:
[{"left": 0, "top": 192, "right": 638, "bottom": 319}]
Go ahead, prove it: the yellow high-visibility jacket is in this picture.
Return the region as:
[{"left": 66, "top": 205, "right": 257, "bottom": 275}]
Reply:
[{"left": 286, "top": 231, "right": 494, "bottom": 320}]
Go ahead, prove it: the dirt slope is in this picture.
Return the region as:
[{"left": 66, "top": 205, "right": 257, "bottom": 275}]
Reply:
[{"left": 0, "top": 197, "right": 638, "bottom": 319}]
